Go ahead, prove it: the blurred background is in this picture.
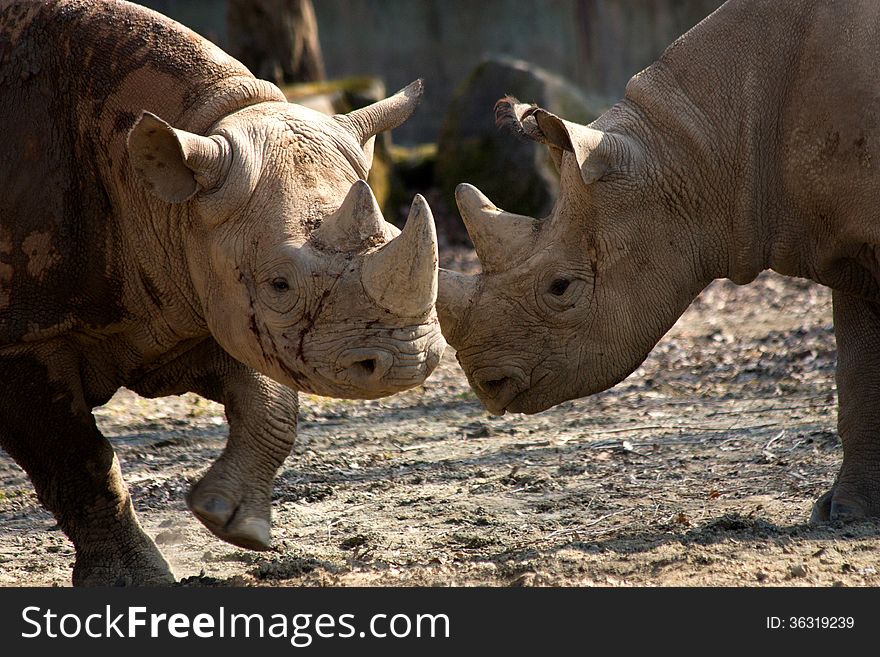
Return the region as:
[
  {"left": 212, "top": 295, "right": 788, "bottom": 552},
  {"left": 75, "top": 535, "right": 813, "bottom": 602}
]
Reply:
[{"left": 139, "top": 0, "right": 725, "bottom": 244}]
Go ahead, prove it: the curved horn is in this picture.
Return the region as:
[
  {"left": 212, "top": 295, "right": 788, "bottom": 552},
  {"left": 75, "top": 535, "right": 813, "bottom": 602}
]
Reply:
[
  {"left": 454, "top": 183, "right": 540, "bottom": 273},
  {"left": 437, "top": 268, "right": 479, "bottom": 349},
  {"left": 336, "top": 79, "right": 424, "bottom": 147},
  {"left": 313, "top": 180, "right": 396, "bottom": 248},
  {"left": 362, "top": 194, "right": 438, "bottom": 317}
]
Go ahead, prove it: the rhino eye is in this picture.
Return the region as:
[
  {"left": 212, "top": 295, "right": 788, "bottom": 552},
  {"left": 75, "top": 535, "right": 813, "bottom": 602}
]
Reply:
[
  {"left": 272, "top": 277, "right": 290, "bottom": 292},
  {"left": 549, "top": 278, "right": 571, "bottom": 296}
]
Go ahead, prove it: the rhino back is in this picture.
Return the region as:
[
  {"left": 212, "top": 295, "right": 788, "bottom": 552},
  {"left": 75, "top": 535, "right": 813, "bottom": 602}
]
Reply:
[
  {"left": 0, "top": 0, "right": 277, "bottom": 346},
  {"left": 628, "top": 0, "right": 880, "bottom": 223}
]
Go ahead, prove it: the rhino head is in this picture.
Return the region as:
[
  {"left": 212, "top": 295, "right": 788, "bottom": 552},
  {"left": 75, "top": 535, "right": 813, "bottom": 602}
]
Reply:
[
  {"left": 439, "top": 97, "right": 710, "bottom": 414},
  {"left": 127, "top": 81, "right": 445, "bottom": 398}
]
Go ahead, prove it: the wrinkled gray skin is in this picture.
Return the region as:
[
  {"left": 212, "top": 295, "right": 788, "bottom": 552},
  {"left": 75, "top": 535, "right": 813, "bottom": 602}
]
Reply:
[
  {"left": 439, "top": 0, "right": 880, "bottom": 524},
  {"left": 0, "top": 0, "right": 444, "bottom": 585}
]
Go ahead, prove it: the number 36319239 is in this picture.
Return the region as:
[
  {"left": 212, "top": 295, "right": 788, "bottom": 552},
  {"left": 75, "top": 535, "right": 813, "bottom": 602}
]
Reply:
[{"left": 766, "top": 617, "right": 854, "bottom": 629}]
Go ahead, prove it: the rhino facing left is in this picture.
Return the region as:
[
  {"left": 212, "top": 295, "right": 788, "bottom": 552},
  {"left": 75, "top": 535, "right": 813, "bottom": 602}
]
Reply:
[{"left": 0, "top": 0, "right": 445, "bottom": 585}]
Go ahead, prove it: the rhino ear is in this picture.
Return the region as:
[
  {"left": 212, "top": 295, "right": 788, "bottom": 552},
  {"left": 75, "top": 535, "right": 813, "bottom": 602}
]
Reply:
[
  {"left": 531, "top": 110, "right": 622, "bottom": 185},
  {"left": 495, "top": 97, "right": 641, "bottom": 186},
  {"left": 127, "top": 112, "right": 231, "bottom": 203},
  {"left": 362, "top": 135, "right": 376, "bottom": 172},
  {"left": 546, "top": 144, "right": 565, "bottom": 172}
]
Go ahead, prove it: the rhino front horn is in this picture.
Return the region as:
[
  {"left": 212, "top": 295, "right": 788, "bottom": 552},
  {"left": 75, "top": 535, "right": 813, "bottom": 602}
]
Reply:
[
  {"left": 362, "top": 194, "right": 438, "bottom": 318},
  {"left": 455, "top": 183, "right": 540, "bottom": 273},
  {"left": 313, "top": 180, "right": 396, "bottom": 248}
]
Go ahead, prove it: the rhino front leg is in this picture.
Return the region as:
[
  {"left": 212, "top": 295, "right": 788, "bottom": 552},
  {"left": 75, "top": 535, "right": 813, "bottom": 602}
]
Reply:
[
  {"left": 186, "top": 363, "right": 298, "bottom": 551},
  {"left": 0, "top": 350, "right": 173, "bottom": 586},
  {"left": 811, "top": 291, "right": 880, "bottom": 522},
  {"left": 133, "top": 339, "right": 298, "bottom": 550}
]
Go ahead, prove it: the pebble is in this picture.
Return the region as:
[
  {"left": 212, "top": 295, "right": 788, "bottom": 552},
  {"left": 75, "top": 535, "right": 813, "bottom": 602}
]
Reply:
[{"left": 789, "top": 564, "right": 808, "bottom": 578}]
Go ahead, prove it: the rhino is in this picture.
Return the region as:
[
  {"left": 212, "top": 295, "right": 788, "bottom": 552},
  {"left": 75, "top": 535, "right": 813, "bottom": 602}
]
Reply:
[
  {"left": 0, "top": 0, "right": 445, "bottom": 585},
  {"left": 438, "top": 0, "right": 880, "bottom": 523}
]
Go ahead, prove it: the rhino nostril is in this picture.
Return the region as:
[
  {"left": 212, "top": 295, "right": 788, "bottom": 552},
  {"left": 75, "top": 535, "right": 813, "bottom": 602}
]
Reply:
[
  {"left": 352, "top": 358, "right": 376, "bottom": 376},
  {"left": 477, "top": 377, "right": 509, "bottom": 398},
  {"left": 340, "top": 349, "right": 393, "bottom": 382}
]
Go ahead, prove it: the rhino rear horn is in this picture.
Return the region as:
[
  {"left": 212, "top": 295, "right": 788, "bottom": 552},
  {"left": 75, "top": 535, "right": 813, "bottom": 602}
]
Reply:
[
  {"left": 336, "top": 79, "right": 424, "bottom": 148},
  {"left": 128, "top": 112, "right": 231, "bottom": 203},
  {"left": 454, "top": 183, "right": 540, "bottom": 274},
  {"left": 361, "top": 194, "right": 438, "bottom": 318},
  {"left": 313, "top": 180, "right": 397, "bottom": 248}
]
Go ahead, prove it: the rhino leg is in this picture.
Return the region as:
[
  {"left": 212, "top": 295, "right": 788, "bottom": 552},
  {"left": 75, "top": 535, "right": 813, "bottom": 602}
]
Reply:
[
  {"left": 186, "top": 365, "right": 298, "bottom": 551},
  {"left": 0, "top": 350, "right": 173, "bottom": 586},
  {"left": 132, "top": 339, "right": 297, "bottom": 551},
  {"left": 811, "top": 291, "right": 880, "bottom": 523}
]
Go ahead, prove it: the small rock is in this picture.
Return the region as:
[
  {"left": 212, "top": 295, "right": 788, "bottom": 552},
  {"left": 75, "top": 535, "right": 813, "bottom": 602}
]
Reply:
[
  {"left": 154, "top": 529, "right": 186, "bottom": 545},
  {"left": 817, "top": 548, "right": 840, "bottom": 565},
  {"left": 789, "top": 564, "right": 808, "bottom": 578},
  {"left": 340, "top": 534, "right": 370, "bottom": 550},
  {"left": 510, "top": 572, "right": 536, "bottom": 587},
  {"left": 466, "top": 423, "right": 492, "bottom": 438}
]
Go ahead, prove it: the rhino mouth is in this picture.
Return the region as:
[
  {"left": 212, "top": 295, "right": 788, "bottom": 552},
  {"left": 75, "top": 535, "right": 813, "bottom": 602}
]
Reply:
[
  {"left": 470, "top": 365, "right": 557, "bottom": 415},
  {"left": 502, "top": 390, "right": 555, "bottom": 415}
]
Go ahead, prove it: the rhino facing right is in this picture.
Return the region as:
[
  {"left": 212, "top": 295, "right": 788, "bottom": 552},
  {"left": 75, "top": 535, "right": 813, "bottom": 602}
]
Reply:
[
  {"left": 1, "top": 0, "right": 444, "bottom": 586},
  {"left": 438, "top": 0, "right": 880, "bottom": 522}
]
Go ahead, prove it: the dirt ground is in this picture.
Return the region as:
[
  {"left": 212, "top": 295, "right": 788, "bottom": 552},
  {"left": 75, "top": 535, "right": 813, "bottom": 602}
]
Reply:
[{"left": 2, "top": 250, "right": 879, "bottom": 587}]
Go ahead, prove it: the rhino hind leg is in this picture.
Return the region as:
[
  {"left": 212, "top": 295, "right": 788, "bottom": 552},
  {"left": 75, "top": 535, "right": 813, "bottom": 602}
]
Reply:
[
  {"left": 0, "top": 351, "right": 173, "bottom": 586},
  {"left": 132, "top": 340, "right": 298, "bottom": 551},
  {"left": 70, "top": 470, "right": 175, "bottom": 587},
  {"left": 811, "top": 291, "right": 880, "bottom": 523}
]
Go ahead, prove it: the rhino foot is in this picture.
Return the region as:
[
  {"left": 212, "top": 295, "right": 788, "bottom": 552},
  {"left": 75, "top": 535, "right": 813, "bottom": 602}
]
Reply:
[
  {"left": 73, "top": 538, "right": 175, "bottom": 587},
  {"left": 73, "top": 562, "right": 175, "bottom": 587},
  {"left": 187, "top": 462, "right": 273, "bottom": 551},
  {"left": 809, "top": 488, "right": 870, "bottom": 524}
]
